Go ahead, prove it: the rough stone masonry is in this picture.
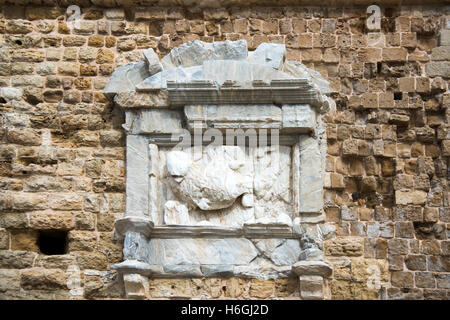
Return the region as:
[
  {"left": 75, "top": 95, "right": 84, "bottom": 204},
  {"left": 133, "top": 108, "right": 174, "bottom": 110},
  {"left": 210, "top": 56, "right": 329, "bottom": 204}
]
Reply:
[{"left": 0, "top": 0, "right": 449, "bottom": 300}]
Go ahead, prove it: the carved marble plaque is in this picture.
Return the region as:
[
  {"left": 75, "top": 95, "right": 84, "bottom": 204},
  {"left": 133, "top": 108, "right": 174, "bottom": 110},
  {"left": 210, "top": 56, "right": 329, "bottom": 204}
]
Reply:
[{"left": 105, "top": 40, "right": 334, "bottom": 287}]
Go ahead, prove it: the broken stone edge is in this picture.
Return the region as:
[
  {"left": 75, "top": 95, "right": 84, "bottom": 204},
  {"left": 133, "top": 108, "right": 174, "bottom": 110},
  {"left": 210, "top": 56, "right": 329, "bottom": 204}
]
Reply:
[{"left": 104, "top": 40, "right": 332, "bottom": 113}]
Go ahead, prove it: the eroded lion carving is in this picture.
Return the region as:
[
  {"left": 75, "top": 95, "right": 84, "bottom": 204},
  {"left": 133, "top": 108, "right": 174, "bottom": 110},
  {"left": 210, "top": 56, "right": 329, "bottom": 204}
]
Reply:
[{"left": 165, "top": 146, "right": 254, "bottom": 211}]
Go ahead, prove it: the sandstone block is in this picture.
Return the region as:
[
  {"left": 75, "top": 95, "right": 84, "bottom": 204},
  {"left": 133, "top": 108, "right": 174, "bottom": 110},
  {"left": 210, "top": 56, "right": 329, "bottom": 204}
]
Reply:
[
  {"left": 405, "top": 255, "right": 427, "bottom": 271},
  {"left": 75, "top": 251, "right": 107, "bottom": 270},
  {"left": 21, "top": 268, "right": 68, "bottom": 290},
  {"left": 12, "top": 193, "right": 48, "bottom": 211},
  {"left": 0, "top": 269, "right": 20, "bottom": 292},
  {"left": 105, "top": 8, "right": 125, "bottom": 20},
  {"left": 68, "top": 231, "right": 97, "bottom": 252},
  {"left": 6, "top": 20, "right": 33, "bottom": 34},
  {"left": 382, "top": 48, "right": 407, "bottom": 62},
  {"left": 0, "top": 229, "right": 8, "bottom": 249},
  {"left": 431, "top": 46, "right": 450, "bottom": 61},
  {"left": 79, "top": 48, "right": 97, "bottom": 62},
  {"left": 249, "top": 279, "right": 274, "bottom": 299},
  {"left": 426, "top": 61, "right": 450, "bottom": 77},
  {"left": 342, "top": 139, "right": 358, "bottom": 156},
  {"left": 395, "top": 190, "right": 427, "bottom": 205},
  {"left": 0, "top": 250, "right": 36, "bottom": 269},
  {"left": 63, "top": 36, "right": 86, "bottom": 47},
  {"left": 29, "top": 211, "right": 74, "bottom": 230},
  {"left": 440, "top": 29, "right": 450, "bottom": 46},
  {"left": 49, "top": 194, "right": 82, "bottom": 211},
  {"left": 324, "top": 238, "right": 363, "bottom": 257},
  {"left": 391, "top": 271, "right": 414, "bottom": 288},
  {"left": 415, "top": 272, "right": 435, "bottom": 288},
  {"left": 73, "top": 21, "right": 96, "bottom": 35},
  {"left": 10, "top": 230, "right": 39, "bottom": 251},
  {"left": 149, "top": 279, "right": 191, "bottom": 298},
  {"left": 11, "top": 50, "right": 45, "bottom": 62},
  {"left": 442, "top": 140, "right": 450, "bottom": 156}
]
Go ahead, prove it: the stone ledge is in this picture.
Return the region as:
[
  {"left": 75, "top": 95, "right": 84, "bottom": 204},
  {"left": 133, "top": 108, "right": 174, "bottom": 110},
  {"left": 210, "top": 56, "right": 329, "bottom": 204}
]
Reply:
[
  {"left": 114, "top": 216, "right": 154, "bottom": 238},
  {"left": 115, "top": 222, "right": 310, "bottom": 239},
  {"left": 292, "top": 261, "right": 333, "bottom": 277},
  {"left": 112, "top": 260, "right": 295, "bottom": 279}
]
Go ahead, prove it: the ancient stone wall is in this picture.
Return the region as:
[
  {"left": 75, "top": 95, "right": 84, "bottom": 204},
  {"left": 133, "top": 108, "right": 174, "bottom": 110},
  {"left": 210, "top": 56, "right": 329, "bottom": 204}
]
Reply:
[{"left": 0, "top": 3, "right": 448, "bottom": 299}]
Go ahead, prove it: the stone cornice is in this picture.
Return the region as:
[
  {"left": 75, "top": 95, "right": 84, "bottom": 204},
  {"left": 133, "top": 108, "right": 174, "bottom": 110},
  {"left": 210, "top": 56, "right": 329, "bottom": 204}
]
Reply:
[{"left": 0, "top": 0, "right": 447, "bottom": 8}]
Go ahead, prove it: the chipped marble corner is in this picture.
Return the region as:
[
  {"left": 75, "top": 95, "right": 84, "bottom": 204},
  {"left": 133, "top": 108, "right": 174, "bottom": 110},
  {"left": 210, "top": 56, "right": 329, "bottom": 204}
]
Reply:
[{"left": 123, "top": 273, "right": 149, "bottom": 299}]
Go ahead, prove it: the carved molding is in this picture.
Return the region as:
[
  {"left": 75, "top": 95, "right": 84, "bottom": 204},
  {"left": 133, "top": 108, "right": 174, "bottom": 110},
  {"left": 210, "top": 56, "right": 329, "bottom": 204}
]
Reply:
[{"left": 107, "top": 40, "right": 333, "bottom": 290}]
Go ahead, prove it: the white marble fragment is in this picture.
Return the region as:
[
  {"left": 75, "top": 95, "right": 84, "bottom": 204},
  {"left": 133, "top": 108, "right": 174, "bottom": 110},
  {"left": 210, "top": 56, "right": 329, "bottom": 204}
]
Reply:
[
  {"left": 124, "top": 109, "right": 183, "bottom": 134},
  {"left": 166, "top": 150, "right": 192, "bottom": 177},
  {"left": 143, "top": 48, "right": 163, "bottom": 75},
  {"left": 125, "top": 135, "right": 149, "bottom": 216},
  {"left": 136, "top": 65, "right": 203, "bottom": 90},
  {"left": 164, "top": 200, "right": 190, "bottom": 225},
  {"left": 241, "top": 193, "right": 254, "bottom": 208},
  {"left": 283, "top": 60, "right": 331, "bottom": 95},
  {"left": 161, "top": 39, "right": 247, "bottom": 70},
  {"left": 298, "top": 136, "right": 323, "bottom": 214},
  {"left": 248, "top": 43, "right": 286, "bottom": 70},
  {"left": 185, "top": 104, "right": 282, "bottom": 130},
  {"left": 103, "top": 60, "right": 150, "bottom": 100},
  {"left": 282, "top": 104, "right": 316, "bottom": 132}
]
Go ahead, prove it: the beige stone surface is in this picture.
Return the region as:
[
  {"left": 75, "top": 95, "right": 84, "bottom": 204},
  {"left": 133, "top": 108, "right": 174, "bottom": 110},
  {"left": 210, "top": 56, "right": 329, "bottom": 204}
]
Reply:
[{"left": 0, "top": 3, "right": 447, "bottom": 300}]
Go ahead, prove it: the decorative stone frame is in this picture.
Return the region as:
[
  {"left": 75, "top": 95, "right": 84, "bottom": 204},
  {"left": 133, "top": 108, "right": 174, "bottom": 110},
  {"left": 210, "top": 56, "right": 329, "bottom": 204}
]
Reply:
[{"left": 104, "top": 40, "right": 335, "bottom": 299}]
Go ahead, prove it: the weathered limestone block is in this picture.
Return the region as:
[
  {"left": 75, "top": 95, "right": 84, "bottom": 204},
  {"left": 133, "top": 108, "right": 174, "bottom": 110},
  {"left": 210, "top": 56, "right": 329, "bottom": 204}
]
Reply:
[
  {"left": 440, "top": 29, "right": 450, "bottom": 46},
  {"left": 324, "top": 238, "right": 364, "bottom": 257},
  {"left": 0, "top": 251, "right": 36, "bottom": 269},
  {"left": 0, "top": 229, "right": 8, "bottom": 250},
  {"left": 395, "top": 190, "right": 427, "bottom": 205},
  {"left": 426, "top": 61, "right": 450, "bottom": 77},
  {"left": 0, "top": 269, "right": 20, "bottom": 292},
  {"left": 431, "top": 46, "right": 450, "bottom": 61},
  {"left": 299, "top": 275, "right": 324, "bottom": 300},
  {"left": 0, "top": 87, "right": 22, "bottom": 101},
  {"left": 10, "top": 230, "right": 39, "bottom": 251},
  {"left": 29, "top": 211, "right": 74, "bottom": 230},
  {"left": 21, "top": 268, "right": 68, "bottom": 290}
]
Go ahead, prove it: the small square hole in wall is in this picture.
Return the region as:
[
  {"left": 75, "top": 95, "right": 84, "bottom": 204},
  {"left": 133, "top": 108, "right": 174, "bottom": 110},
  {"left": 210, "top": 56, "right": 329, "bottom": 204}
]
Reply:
[
  {"left": 394, "top": 92, "right": 403, "bottom": 100},
  {"left": 37, "top": 230, "right": 68, "bottom": 255}
]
